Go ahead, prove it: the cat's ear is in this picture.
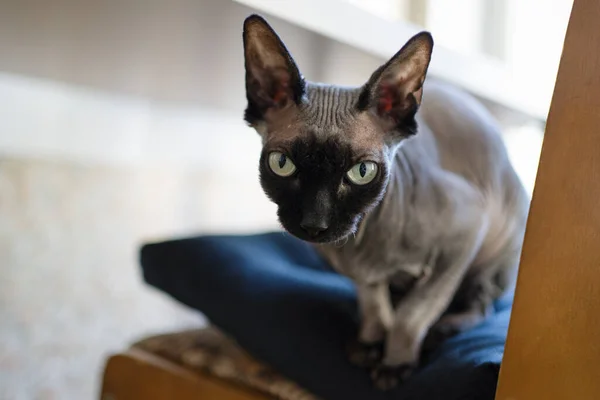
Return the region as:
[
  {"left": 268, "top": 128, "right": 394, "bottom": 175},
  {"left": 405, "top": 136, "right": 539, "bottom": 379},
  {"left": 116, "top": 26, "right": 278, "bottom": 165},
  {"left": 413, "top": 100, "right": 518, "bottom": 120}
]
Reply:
[
  {"left": 243, "top": 15, "right": 305, "bottom": 127},
  {"left": 358, "top": 32, "right": 433, "bottom": 135}
]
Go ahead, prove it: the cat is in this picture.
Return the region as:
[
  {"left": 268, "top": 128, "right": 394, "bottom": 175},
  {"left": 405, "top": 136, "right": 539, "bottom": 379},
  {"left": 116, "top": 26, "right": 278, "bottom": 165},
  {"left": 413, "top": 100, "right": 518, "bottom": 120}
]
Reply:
[{"left": 242, "top": 14, "right": 529, "bottom": 390}]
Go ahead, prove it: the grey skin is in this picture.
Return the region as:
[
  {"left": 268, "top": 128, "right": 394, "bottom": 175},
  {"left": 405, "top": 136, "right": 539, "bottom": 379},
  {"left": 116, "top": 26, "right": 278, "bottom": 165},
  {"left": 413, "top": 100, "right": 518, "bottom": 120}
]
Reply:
[{"left": 243, "top": 15, "right": 529, "bottom": 390}]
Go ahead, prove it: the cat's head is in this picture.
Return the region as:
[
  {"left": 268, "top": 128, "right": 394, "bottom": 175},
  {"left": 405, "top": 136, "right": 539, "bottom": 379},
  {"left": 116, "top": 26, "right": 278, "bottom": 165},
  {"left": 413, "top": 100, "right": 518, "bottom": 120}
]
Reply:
[{"left": 243, "top": 15, "right": 433, "bottom": 243}]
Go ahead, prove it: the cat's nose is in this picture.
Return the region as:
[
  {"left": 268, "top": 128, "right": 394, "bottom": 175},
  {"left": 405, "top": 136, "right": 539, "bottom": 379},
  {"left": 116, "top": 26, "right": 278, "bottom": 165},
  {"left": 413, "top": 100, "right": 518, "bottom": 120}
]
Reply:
[{"left": 300, "top": 219, "right": 329, "bottom": 237}]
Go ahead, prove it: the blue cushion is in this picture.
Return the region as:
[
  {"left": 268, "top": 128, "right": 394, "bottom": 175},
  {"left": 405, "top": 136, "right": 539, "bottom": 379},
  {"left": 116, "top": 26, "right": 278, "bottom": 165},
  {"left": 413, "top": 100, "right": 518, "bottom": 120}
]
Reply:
[{"left": 141, "top": 232, "right": 512, "bottom": 400}]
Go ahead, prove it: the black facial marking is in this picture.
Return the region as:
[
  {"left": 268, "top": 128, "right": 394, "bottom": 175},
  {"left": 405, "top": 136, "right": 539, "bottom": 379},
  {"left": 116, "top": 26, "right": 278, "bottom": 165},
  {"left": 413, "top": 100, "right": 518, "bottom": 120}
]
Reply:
[{"left": 259, "top": 135, "right": 389, "bottom": 243}]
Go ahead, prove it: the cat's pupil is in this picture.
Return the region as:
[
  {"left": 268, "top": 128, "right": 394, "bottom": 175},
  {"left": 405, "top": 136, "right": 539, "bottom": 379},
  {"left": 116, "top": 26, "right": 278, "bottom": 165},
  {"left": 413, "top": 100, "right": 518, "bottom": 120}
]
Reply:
[
  {"left": 359, "top": 163, "right": 366, "bottom": 177},
  {"left": 278, "top": 154, "right": 287, "bottom": 169}
]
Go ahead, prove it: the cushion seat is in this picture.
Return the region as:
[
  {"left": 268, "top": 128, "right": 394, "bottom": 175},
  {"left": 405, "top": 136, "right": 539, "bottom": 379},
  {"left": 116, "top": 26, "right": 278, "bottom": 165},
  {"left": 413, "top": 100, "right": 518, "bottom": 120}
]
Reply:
[{"left": 139, "top": 232, "right": 513, "bottom": 399}]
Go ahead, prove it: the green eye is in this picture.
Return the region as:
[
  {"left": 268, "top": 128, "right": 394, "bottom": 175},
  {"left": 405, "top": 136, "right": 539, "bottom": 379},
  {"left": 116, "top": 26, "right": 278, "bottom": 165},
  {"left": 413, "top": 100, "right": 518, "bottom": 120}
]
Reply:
[
  {"left": 268, "top": 152, "right": 297, "bottom": 177},
  {"left": 347, "top": 161, "right": 378, "bottom": 185}
]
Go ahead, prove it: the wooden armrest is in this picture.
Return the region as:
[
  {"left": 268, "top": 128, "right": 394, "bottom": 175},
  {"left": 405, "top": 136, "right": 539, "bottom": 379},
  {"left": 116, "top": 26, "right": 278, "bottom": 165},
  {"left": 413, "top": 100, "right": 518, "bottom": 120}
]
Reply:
[
  {"left": 100, "top": 348, "right": 271, "bottom": 400},
  {"left": 496, "top": 0, "right": 600, "bottom": 398}
]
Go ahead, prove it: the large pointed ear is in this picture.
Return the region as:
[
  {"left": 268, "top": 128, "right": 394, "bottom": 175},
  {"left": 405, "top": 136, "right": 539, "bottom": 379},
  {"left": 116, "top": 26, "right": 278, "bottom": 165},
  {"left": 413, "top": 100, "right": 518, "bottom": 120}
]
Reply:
[
  {"left": 358, "top": 32, "right": 433, "bottom": 135},
  {"left": 243, "top": 15, "right": 305, "bottom": 128}
]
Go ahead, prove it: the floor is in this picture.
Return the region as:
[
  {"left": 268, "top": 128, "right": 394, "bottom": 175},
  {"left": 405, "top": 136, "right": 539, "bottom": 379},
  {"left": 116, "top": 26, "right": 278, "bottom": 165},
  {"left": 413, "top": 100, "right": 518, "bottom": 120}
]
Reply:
[{"left": 0, "top": 157, "right": 278, "bottom": 400}]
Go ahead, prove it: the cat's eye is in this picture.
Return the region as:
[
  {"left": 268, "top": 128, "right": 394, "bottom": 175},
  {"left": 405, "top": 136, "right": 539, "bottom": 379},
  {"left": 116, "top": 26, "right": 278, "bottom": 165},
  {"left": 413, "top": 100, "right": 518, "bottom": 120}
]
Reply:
[
  {"left": 346, "top": 162, "right": 378, "bottom": 185},
  {"left": 268, "top": 152, "right": 297, "bottom": 177}
]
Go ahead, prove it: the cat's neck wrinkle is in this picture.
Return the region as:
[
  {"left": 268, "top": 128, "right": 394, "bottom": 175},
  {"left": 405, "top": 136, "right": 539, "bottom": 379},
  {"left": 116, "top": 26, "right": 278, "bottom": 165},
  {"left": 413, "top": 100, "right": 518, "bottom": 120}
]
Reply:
[{"left": 305, "top": 85, "right": 359, "bottom": 128}]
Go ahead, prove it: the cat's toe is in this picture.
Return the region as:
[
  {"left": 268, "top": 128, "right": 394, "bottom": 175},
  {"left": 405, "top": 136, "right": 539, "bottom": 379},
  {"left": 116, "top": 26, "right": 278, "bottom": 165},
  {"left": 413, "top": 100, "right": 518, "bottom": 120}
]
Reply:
[
  {"left": 346, "top": 339, "right": 383, "bottom": 368},
  {"left": 370, "top": 364, "right": 415, "bottom": 391}
]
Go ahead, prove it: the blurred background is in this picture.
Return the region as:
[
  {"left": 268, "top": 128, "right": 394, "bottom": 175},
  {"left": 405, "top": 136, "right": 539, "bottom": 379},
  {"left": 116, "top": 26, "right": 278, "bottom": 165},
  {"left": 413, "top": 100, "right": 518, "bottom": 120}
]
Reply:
[{"left": 0, "top": 0, "right": 572, "bottom": 398}]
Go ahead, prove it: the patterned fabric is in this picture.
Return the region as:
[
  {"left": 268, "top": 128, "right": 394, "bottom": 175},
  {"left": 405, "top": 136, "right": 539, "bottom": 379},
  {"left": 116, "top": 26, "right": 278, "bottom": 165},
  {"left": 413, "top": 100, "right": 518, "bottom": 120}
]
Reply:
[{"left": 133, "top": 327, "right": 318, "bottom": 400}]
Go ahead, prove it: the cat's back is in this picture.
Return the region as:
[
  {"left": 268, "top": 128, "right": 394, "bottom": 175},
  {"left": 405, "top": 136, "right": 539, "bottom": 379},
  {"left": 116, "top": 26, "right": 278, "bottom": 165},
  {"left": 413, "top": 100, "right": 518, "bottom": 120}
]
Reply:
[
  {"left": 416, "top": 80, "right": 513, "bottom": 192},
  {"left": 415, "top": 80, "right": 529, "bottom": 268}
]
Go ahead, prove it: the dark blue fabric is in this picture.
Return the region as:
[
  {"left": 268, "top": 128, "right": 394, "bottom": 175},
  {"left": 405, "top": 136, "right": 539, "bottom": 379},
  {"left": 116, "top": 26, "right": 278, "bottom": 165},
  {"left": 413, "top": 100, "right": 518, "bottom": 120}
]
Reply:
[{"left": 140, "top": 232, "right": 512, "bottom": 400}]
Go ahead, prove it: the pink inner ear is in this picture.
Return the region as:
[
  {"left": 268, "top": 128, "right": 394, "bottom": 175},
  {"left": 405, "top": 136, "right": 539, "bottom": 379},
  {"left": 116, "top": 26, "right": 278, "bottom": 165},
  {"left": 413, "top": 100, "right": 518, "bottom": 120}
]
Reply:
[
  {"left": 271, "top": 73, "right": 290, "bottom": 106},
  {"left": 273, "top": 83, "right": 288, "bottom": 104},
  {"left": 377, "top": 83, "right": 395, "bottom": 114}
]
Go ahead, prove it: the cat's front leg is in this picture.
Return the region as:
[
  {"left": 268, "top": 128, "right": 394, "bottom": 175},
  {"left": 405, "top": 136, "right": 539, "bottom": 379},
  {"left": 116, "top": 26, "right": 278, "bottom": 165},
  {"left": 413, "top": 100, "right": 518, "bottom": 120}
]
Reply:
[
  {"left": 372, "top": 220, "right": 489, "bottom": 390},
  {"left": 347, "top": 281, "right": 393, "bottom": 367}
]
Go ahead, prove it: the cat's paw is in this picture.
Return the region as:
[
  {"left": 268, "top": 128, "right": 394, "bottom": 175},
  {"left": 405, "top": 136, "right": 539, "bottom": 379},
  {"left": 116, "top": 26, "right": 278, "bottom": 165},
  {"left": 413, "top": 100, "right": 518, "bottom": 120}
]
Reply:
[
  {"left": 346, "top": 339, "right": 383, "bottom": 368},
  {"left": 370, "top": 363, "right": 415, "bottom": 390},
  {"left": 421, "top": 322, "right": 460, "bottom": 357}
]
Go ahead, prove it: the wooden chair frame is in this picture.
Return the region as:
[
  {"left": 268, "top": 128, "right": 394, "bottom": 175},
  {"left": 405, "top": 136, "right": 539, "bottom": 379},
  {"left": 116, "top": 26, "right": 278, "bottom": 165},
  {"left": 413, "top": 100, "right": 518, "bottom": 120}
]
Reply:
[
  {"left": 496, "top": 0, "right": 600, "bottom": 397},
  {"left": 100, "top": 348, "right": 271, "bottom": 400}
]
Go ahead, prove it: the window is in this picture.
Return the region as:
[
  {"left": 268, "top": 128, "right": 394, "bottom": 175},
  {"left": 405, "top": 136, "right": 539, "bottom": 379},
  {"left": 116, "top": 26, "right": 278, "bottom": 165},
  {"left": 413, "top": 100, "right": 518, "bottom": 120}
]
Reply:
[
  {"left": 344, "top": 0, "right": 572, "bottom": 191},
  {"left": 347, "top": 0, "right": 572, "bottom": 111}
]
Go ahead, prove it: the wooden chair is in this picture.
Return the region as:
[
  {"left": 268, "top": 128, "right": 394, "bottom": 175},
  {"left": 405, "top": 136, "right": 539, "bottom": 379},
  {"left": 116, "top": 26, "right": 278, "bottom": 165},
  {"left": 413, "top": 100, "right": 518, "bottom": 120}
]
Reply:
[
  {"left": 100, "top": 348, "right": 270, "bottom": 400},
  {"left": 496, "top": 0, "right": 600, "bottom": 398},
  {"left": 100, "top": 328, "right": 314, "bottom": 400},
  {"left": 101, "top": 0, "right": 600, "bottom": 398}
]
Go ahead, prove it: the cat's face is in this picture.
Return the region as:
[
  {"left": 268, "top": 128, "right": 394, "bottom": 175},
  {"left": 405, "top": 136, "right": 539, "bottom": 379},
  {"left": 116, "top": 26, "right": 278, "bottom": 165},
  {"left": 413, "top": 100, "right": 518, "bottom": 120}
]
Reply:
[
  {"left": 258, "top": 109, "right": 392, "bottom": 243},
  {"left": 243, "top": 15, "right": 433, "bottom": 243}
]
